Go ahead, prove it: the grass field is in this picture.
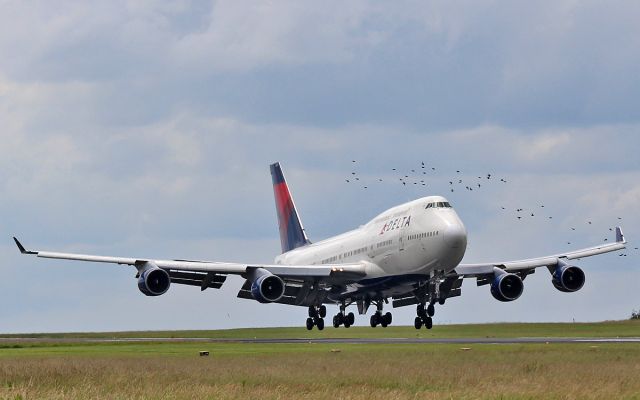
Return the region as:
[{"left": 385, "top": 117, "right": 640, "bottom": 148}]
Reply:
[
  {"left": 1, "top": 321, "right": 639, "bottom": 399},
  {"left": 3, "top": 319, "right": 640, "bottom": 340}
]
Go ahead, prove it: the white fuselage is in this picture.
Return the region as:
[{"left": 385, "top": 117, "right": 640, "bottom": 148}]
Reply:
[{"left": 275, "top": 196, "right": 468, "bottom": 281}]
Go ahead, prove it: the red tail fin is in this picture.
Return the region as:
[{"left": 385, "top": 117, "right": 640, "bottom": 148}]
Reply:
[{"left": 270, "top": 162, "right": 311, "bottom": 253}]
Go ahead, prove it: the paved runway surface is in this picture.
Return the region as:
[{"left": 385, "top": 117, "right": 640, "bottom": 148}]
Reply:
[{"left": 2, "top": 337, "right": 640, "bottom": 344}]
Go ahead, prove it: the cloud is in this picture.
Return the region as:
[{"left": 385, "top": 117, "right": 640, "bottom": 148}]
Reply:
[
  {"left": 0, "top": 2, "right": 639, "bottom": 332},
  {"left": 1, "top": 1, "right": 639, "bottom": 132}
]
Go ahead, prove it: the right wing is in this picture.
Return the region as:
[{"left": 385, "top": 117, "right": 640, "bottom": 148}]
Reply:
[{"left": 12, "top": 237, "right": 368, "bottom": 292}]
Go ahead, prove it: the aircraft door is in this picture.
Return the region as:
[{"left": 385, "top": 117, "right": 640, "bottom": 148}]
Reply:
[
  {"left": 398, "top": 213, "right": 413, "bottom": 252},
  {"left": 398, "top": 230, "right": 405, "bottom": 251}
]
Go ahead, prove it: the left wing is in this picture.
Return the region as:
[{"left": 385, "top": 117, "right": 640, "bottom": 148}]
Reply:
[
  {"left": 454, "top": 227, "right": 626, "bottom": 277},
  {"left": 439, "top": 227, "right": 627, "bottom": 303}
]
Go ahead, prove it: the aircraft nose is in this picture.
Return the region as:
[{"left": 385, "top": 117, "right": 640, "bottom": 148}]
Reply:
[{"left": 444, "top": 223, "right": 467, "bottom": 249}]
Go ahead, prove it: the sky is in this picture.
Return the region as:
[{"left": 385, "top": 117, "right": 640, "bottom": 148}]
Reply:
[{"left": 1, "top": 0, "right": 639, "bottom": 333}]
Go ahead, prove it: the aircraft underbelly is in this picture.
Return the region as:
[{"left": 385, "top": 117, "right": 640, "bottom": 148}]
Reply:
[{"left": 334, "top": 274, "right": 428, "bottom": 301}]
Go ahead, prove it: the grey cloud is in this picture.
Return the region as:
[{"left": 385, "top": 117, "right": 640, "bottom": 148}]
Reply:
[
  {"left": 1, "top": 2, "right": 639, "bottom": 332},
  {"left": 2, "top": 1, "right": 640, "bottom": 130}
]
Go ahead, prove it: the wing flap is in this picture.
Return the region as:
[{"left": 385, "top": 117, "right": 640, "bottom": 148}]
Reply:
[
  {"left": 170, "top": 277, "right": 224, "bottom": 290},
  {"left": 167, "top": 271, "right": 227, "bottom": 291}
]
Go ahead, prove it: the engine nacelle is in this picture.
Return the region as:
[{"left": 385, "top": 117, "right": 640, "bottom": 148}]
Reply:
[
  {"left": 250, "top": 270, "right": 285, "bottom": 303},
  {"left": 552, "top": 264, "right": 585, "bottom": 292},
  {"left": 137, "top": 265, "right": 171, "bottom": 296},
  {"left": 490, "top": 270, "right": 524, "bottom": 302}
]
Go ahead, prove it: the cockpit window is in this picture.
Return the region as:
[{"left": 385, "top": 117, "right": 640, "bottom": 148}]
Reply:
[{"left": 426, "top": 201, "right": 452, "bottom": 209}]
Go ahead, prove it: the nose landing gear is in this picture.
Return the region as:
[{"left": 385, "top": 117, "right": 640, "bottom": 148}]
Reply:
[
  {"left": 415, "top": 302, "right": 434, "bottom": 329},
  {"left": 413, "top": 271, "right": 448, "bottom": 330}
]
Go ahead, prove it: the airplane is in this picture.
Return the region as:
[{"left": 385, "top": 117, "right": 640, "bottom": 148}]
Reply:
[{"left": 13, "top": 162, "right": 628, "bottom": 330}]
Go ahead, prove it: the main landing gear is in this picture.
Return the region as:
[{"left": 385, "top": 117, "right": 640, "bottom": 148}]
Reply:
[
  {"left": 306, "top": 305, "right": 327, "bottom": 330},
  {"left": 332, "top": 302, "right": 355, "bottom": 328},
  {"left": 414, "top": 302, "right": 435, "bottom": 329},
  {"left": 369, "top": 302, "right": 392, "bottom": 328},
  {"left": 333, "top": 312, "right": 355, "bottom": 328}
]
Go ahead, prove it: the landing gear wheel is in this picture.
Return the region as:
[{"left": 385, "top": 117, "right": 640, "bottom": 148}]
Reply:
[
  {"left": 319, "top": 305, "right": 327, "bottom": 318},
  {"left": 306, "top": 317, "right": 314, "bottom": 330},
  {"left": 414, "top": 316, "right": 423, "bottom": 330},
  {"left": 384, "top": 312, "right": 392, "bottom": 326},
  {"left": 316, "top": 318, "right": 325, "bottom": 331},
  {"left": 417, "top": 304, "right": 426, "bottom": 318},
  {"left": 438, "top": 298, "right": 446, "bottom": 305},
  {"left": 347, "top": 312, "right": 355, "bottom": 326},
  {"left": 344, "top": 319, "right": 351, "bottom": 328},
  {"left": 308, "top": 307, "right": 317, "bottom": 318},
  {"left": 424, "top": 316, "right": 433, "bottom": 330},
  {"left": 370, "top": 314, "right": 378, "bottom": 328},
  {"left": 427, "top": 303, "right": 435, "bottom": 317},
  {"left": 333, "top": 315, "right": 340, "bottom": 328}
]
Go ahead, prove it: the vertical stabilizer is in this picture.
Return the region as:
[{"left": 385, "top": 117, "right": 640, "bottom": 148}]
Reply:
[{"left": 270, "top": 162, "right": 311, "bottom": 253}]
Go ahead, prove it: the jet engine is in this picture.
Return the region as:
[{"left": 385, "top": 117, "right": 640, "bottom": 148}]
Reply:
[
  {"left": 137, "top": 264, "right": 171, "bottom": 296},
  {"left": 490, "top": 269, "right": 524, "bottom": 302},
  {"left": 551, "top": 263, "right": 585, "bottom": 292},
  {"left": 250, "top": 268, "right": 285, "bottom": 303}
]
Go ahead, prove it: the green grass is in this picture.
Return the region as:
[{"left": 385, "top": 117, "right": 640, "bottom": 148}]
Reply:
[
  {"left": 1, "top": 341, "right": 640, "bottom": 399},
  {"left": 1, "top": 321, "right": 639, "bottom": 399},
  {"left": 2, "top": 319, "right": 639, "bottom": 340}
]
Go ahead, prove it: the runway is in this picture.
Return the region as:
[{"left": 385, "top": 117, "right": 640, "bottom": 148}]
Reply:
[{"left": 2, "top": 337, "right": 639, "bottom": 345}]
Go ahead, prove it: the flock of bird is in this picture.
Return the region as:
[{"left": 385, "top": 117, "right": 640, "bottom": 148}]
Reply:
[
  {"left": 344, "top": 160, "right": 637, "bottom": 256},
  {"left": 345, "top": 160, "right": 508, "bottom": 192}
]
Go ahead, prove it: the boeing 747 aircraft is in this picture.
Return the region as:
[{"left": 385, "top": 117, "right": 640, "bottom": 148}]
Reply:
[{"left": 14, "top": 163, "right": 627, "bottom": 330}]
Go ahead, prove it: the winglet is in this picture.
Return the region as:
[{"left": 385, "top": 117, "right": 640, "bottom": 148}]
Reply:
[
  {"left": 615, "top": 227, "right": 626, "bottom": 244},
  {"left": 13, "top": 237, "right": 36, "bottom": 255}
]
